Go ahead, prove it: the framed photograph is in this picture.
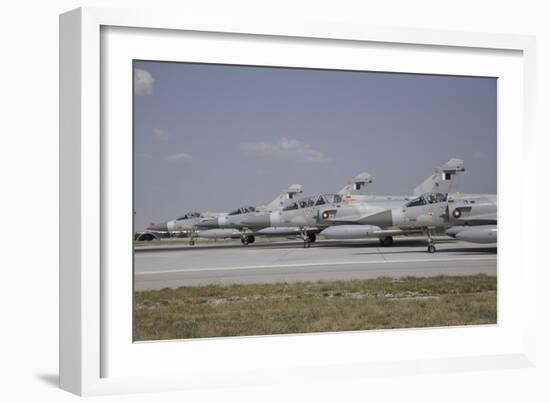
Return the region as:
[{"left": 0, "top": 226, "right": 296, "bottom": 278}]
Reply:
[{"left": 60, "top": 7, "right": 536, "bottom": 396}]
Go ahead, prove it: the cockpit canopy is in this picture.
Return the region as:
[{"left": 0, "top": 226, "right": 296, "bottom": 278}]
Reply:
[
  {"left": 228, "top": 206, "right": 256, "bottom": 216},
  {"left": 176, "top": 212, "right": 201, "bottom": 220},
  {"left": 282, "top": 194, "right": 342, "bottom": 211},
  {"left": 405, "top": 193, "right": 447, "bottom": 208}
]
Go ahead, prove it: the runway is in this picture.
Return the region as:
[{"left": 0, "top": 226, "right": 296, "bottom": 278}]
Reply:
[{"left": 134, "top": 238, "right": 497, "bottom": 290}]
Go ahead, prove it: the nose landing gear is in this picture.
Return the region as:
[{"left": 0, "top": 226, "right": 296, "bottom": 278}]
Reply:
[
  {"left": 240, "top": 234, "right": 255, "bottom": 245},
  {"left": 300, "top": 228, "right": 314, "bottom": 248},
  {"left": 424, "top": 229, "right": 436, "bottom": 253}
]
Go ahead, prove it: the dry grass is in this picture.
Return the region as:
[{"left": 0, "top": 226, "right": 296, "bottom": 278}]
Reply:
[{"left": 134, "top": 275, "right": 496, "bottom": 341}]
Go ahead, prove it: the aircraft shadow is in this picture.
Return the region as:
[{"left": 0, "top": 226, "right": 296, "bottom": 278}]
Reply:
[
  {"left": 351, "top": 246, "right": 497, "bottom": 257},
  {"left": 314, "top": 239, "right": 457, "bottom": 249},
  {"left": 135, "top": 241, "right": 307, "bottom": 253},
  {"left": 428, "top": 247, "right": 497, "bottom": 255},
  {"left": 134, "top": 239, "right": 488, "bottom": 253}
]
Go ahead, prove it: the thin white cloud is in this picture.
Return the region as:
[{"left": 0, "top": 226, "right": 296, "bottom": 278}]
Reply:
[
  {"left": 240, "top": 137, "right": 329, "bottom": 162},
  {"left": 134, "top": 68, "right": 155, "bottom": 96},
  {"left": 153, "top": 128, "right": 174, "bottom": 140},
  {"left": 166, "top": 152, "right": 193, "bottom": 161}
]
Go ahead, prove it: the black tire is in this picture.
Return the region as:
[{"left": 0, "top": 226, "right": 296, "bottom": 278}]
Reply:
[
  {"left": 189, "top": 240, "right": 195, "bottom": 246},
  {"left": 247, "top": 235, "right": 255, "bottom": 244},
  {"left": 427, "top": 244, "right": 436, "bottom": 253},
  {"left": 241, "top": 238, "right": 248, "bottom": 245},
  {"left": 379, "top": 236, "right": 394, "bottom": 247},
  {"left": 308, "top": 233, "right": 316, "bottom": 243},
  {"left": 137, "top": 233, "right": 156, "bottom": 241}
]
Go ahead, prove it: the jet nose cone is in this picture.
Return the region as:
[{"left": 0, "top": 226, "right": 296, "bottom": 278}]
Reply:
[
  {"left": 199, "top": 218, "right": 219, "bottom": 228},
  {"left": 147, "top": 222, "right": 168, "bottom": 231},
  {"left": 241, "top": 213, "right": 271, "bottom": 228}
]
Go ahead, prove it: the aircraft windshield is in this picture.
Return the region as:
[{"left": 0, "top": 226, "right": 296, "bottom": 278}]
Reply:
[
  {"left": 427, "top": 193, "right": 447, "bottom": 203},
  {"left": 228, "top": 206, "right": 255, "bottom": 216},
  {"left": 298, "top": 197, "right": 316, "bottom": 208},
  {"left": 176, "top": 212, "right": 200, "bottom": 220},
  {"left": 405, "top": 197, "right": 426, "bottom": 208},
  {"left": 323, "top": 194, "right": 342, "bottom": 204},
  {"left": 283, "top": 195, "right": 342, "bottom": 210},
  {"left": 282, "top": 202, "right": 298, "bottom": 211},
  {"left": 315, "top": 195, "right": 326, "bottom": 206},
  {"left": 405, "top": 193, "right": 447, "bottom": 208}
]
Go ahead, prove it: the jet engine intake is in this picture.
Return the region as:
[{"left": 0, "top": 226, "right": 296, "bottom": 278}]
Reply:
[{"left": 319, "top": 209, "right": 338, "bottom": 220}]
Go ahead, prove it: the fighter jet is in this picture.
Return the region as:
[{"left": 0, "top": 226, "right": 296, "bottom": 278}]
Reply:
[
  {"left": 137, "top": 211, "right": 219, "bottom": 244},
  {"left": 243, "top": 159, "right": 466, "bottom": 249},
  {"left": 317, "top": 158, "right": 469, "bottom": 251},
  {"left": 319, "top": 156, "right": 497, "bottom": 252},
  {"left": 140, "top": 184, "right": 304, "bottom": 245},
  {"left": 199, "top": 183, "right": 305, "bottom": 237},
  {"left": 199, "top": 173, "right": 375, "bottom": 245},
  {"left": 320, "top": 191, "right": 497, "bottom": 252},
  {"left": 318, "top": 191, "right": 452, "bottom": 252}
]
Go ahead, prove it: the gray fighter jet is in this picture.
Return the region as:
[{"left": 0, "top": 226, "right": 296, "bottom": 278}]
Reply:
[
  {"left": 319, "top": 192, "right": 497, "bottom": 252},
  {"left": 318, "top": 156, "right": 496, "bottom": 252},
  {"left": 318, "top": 191, "right": 452, "bottom": 252},
  {"left": 199, "top": 172, "right": 382, "bottom": 245},
  {"left": 140, "top": 184, "right": 304, "bottom": 245},
  {"left": 196, "top": 183, "right": 304, "bottom": 245},
  {"left": 136, "top": 211, "right": 217, "bottom": 244},
  {"left": 243, "top": 159, "right": 466, "bottom": 249},
  {"left": 199, "top": 174, "right": 373, "bottom": 245}
]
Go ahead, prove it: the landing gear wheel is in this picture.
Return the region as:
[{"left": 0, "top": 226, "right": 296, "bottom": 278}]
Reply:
[
  {"left": 379, "top": 236, "right": 394, "bottom": 247},
  {"left": 189, "top": 239, "right": 195, "bottom": 246},
  {"left": 241, "top": 235, "right": 254, "bottom": 245},
  {"left": 427, "top": 244, "right": 436, "bottom": 254},
  {"left": 299, "top": 227, "right": 311, "bottom": 248},
  {"left": 308, "top": 233, "right": 316, "bottom": 243}
]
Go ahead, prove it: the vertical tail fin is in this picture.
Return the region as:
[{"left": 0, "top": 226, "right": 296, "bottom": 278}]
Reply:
[
  {"left": 413, "top": 158, "right": 465, "bottom": 196},
  {"left": 338, "top": 172, "right": 373, "bottom": 197},
  {"left": 260, "top": 184, "right": 303, "bottom": 211}
]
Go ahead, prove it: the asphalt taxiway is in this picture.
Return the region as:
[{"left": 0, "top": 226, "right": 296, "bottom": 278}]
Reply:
[{"left": 134, "top": 238, "right": 497, "bottom": 291}]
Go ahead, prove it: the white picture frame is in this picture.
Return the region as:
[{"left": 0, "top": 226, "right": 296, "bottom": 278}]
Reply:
[{"left": 59, "top": 6, "right": 537, "bottom": 396}]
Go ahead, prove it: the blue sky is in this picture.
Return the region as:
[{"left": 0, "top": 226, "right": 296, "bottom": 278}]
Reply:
[{"left": 133, "top": 61, "right": 497, "bottom": 230}]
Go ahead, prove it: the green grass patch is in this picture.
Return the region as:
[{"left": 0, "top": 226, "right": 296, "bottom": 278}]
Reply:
[{"left": 134, "top": 275, "right": 496, "bottom": 341}]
